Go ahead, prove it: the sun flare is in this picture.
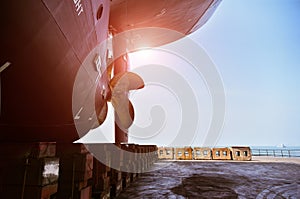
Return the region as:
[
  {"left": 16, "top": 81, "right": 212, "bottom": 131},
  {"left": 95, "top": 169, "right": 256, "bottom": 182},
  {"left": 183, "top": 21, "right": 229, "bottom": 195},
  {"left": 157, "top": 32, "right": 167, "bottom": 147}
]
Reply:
[{"left": 129, "top": 49, "right": 156, "bottom": 69}]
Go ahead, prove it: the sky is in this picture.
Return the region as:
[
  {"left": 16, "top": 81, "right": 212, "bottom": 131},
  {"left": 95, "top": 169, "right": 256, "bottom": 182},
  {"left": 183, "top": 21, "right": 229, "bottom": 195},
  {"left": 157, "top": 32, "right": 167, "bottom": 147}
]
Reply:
[
  {"left": 80, "top": 0, "right": 300, "bottom": 147},
  {"left": 189, "top": 0, "right": 300, "bottom": 146}
]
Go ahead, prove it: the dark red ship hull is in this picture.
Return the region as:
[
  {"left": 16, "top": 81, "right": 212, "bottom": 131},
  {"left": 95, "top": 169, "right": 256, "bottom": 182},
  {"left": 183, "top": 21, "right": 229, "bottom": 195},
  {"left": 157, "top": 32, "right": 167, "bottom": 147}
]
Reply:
[{"left": 0, "top": 0, "right": 220, "bottom": 143}]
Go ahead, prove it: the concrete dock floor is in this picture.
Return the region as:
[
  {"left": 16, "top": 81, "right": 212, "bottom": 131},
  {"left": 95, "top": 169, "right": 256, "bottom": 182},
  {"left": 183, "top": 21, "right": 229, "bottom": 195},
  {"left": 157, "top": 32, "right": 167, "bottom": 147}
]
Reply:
[{"left": 117, "top": 159, "right": 300, "bottom": 198}]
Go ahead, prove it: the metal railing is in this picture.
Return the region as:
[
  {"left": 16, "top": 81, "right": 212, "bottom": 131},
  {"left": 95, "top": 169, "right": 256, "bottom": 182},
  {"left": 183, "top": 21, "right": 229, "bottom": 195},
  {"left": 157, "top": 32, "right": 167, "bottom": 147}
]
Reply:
[{"left": 251, "top": 148, "right": 300, "bottom": 157}]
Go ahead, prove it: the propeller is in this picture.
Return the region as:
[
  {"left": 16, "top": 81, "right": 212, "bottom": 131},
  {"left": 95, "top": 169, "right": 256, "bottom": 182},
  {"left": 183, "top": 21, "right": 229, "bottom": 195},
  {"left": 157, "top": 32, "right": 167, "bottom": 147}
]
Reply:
[{"left": 94, "top": 68, "right": 144, "bottom": 130}]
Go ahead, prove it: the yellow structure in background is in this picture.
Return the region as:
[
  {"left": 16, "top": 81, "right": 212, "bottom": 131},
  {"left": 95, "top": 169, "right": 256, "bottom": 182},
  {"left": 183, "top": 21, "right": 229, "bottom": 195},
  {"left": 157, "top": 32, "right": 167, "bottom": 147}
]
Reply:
[
  {"left": 230, "top": 146, "right": 252, "bottom": 161},
  {"left": 158, "top": 147, "right": 174, "bottom": 160},
  {"left": 175, "top": 147, "right": 193, "bottom": 160},
  {"left": 157, "top": 146, "right": 252, "bottom": 161},
  {"left": 212, "top": 147, "right": 232, "bottom": 160},
  {"left": 193, "top": 147, "right": 212, "bottom": 160}
]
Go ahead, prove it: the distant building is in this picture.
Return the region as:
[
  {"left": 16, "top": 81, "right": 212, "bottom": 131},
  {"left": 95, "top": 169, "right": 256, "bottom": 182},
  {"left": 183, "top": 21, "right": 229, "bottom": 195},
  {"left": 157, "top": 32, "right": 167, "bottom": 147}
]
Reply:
[
  {"left": 175, "top": 147, "right": 193, "bottom": 160},
  {"left": 212, "top": 147, "right": 232, "bottom": 160},
  {"left": 158, "top": 147, "right": 174, "bottom": 160},
  {"left": 193, "top": 147, "right": 212, "bottom": 160},
  {"left": 157, "top": 146, "right": 252, "bottom": 161},
  {"left": 230, "top": 146, "right": 252, "bottom": 161}
]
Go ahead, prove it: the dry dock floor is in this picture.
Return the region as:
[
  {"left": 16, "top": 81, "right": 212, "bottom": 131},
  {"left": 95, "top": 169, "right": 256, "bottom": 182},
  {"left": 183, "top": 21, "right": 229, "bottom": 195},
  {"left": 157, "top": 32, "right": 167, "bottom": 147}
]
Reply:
[{"left": 118, "top": 157, "right": 300, "bottom": 198}]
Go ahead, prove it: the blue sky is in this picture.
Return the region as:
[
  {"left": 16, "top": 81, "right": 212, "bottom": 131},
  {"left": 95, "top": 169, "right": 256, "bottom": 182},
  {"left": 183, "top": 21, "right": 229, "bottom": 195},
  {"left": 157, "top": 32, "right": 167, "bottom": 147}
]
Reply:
[{"left": 190, "top": 0, "right": 300, "bottom": 146}]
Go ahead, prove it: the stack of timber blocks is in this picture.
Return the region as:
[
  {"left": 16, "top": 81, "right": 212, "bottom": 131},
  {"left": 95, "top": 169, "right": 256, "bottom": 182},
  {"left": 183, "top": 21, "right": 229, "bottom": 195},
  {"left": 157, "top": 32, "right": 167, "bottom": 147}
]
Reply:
[
  {"left": 90, "top": 144, "right": 111, "bottom": 199},
  {"left": 120, "top": 144, "right": 135, "bottom": 188},
  {"left": 56, "top": 143, "right": 93, "bottom": 199},
  {"left": 0, "top": 142, "right": 59, "bottom": 199},
  {"left": 109, "top": 144, "right": 123, "bottom": 198}
]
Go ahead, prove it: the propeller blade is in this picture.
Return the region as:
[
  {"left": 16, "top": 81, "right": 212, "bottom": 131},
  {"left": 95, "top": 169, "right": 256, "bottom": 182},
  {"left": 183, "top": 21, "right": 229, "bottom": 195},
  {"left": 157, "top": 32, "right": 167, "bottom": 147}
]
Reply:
[
  {"left": 112, "top": 96, "right": 134, "bottom": 129},
  {"left": 93, "top": 72, "right": 143, "bottom": 129},
  {"left": 110, "top": 72, "right": 144, "bottom": 92},
  {"left": 94, "top": 101, "right": 108, "bottom": 127},
  {"left": 110, "top": 72, "right": 142, "bottom": 129}
]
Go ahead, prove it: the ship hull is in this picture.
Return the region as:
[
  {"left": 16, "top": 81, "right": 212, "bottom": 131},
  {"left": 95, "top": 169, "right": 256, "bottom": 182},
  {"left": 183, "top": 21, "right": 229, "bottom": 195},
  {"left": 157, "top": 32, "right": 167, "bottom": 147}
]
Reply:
[{"left": 0, "top": 0, "right": 220, "bottom": 143}]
